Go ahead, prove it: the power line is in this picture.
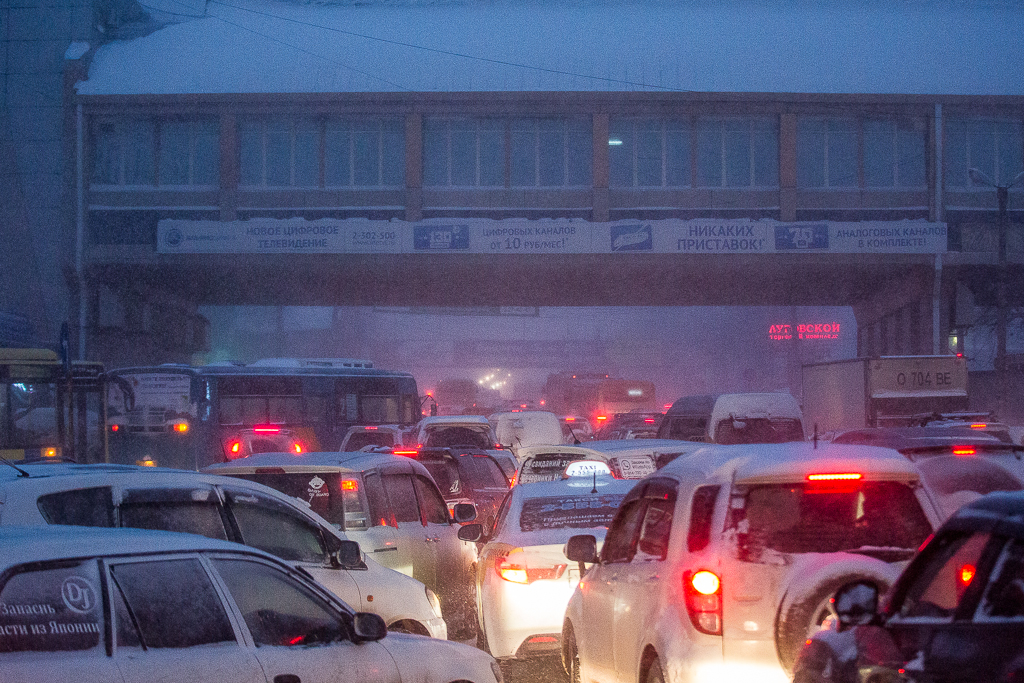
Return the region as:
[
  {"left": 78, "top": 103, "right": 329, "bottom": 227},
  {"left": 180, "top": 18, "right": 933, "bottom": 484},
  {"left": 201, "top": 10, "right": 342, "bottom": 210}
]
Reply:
[
  {"left": 207, "top": 0, "right": 691, "bottom": 92},
  {"left": 139, "top": 0, "right": 412, "bottom": 91}
]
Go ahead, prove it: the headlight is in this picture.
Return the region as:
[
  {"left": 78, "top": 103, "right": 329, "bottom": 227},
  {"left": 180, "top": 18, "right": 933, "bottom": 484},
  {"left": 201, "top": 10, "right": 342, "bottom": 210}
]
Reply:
[
  {"left": 425, "top": 587, "right": 443, "bottom": 619},
  {"left": 490, "top": 659, "right": 504, "bottom": 683}
]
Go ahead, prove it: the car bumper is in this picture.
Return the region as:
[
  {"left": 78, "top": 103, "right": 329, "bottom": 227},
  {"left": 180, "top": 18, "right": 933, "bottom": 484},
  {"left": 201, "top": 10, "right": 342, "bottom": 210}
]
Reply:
[
  {"left": 484, "top": 577, "right": 576, "bottom": 659},
  {"left": 425, "top": 615, "right": 448, "bottom": 640}
]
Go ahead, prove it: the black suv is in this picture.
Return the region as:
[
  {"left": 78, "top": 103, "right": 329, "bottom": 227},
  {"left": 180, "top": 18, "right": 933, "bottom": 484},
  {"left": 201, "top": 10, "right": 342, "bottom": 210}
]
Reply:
[{"left": 793, "top": 490, "right": 1024, "bottom": 683}]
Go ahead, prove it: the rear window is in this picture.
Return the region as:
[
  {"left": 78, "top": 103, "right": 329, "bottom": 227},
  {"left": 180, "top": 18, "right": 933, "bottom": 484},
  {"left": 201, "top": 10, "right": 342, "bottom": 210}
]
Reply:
[
  {"left": 728, "top": 481, "right": 931, "bottom": 557},
  {"left": 519, "top": 493, "right": 626, "bottom": 532},
  {"left": 714, "top": 418, "right": 804, "bottom": 444},
  {"left": 423, "top": 426, "right": 492, "bottom": 449},
  {"left": 343, "top": 432, "right": 394, "bottom": 450},
  {"left": 519, "top": 453, "right": 587, "bottom": 484},
  {"left": 226, "top": 472, "right": 349, "bottom": 528},
  {"left": 419, "top": 454, "right": 508, "bottom": 497}
]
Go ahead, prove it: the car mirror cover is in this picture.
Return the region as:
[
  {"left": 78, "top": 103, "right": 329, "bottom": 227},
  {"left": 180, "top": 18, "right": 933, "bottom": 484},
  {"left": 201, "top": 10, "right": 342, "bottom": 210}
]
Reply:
[
  {"left": 453, "top": 502, "right": 477, "bottom": 523},
  {"left": 334, "top": 540, "right": 366, "bottom": 570},
  {"left": 832, "top": 580, "right": 879, "bottom": 630},
  {"left": 457, "top": 523, "right": 483, "bottom": 542},
  {"left": 564, "top": 534, "right": 598, "bottom": 563},
  {"left": 352, "top": 612, "right": 388, "bottom": 642}
]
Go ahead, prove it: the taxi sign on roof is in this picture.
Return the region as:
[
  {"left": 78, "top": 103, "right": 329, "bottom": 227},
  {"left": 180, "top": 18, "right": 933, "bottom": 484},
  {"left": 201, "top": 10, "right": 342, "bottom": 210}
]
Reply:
[{"left": 563, "top": 460, "right": 612, "bottom": 479}]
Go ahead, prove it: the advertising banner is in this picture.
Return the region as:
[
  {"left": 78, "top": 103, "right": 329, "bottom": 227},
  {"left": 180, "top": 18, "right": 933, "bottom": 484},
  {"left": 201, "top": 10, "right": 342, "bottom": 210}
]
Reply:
[{"left": 157, "top": 217, "right": 947, "bottom": 255}]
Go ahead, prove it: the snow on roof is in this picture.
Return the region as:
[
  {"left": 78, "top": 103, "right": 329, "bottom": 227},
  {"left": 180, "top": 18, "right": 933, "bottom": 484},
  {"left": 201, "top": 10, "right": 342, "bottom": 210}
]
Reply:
[{"left": 78, "top": 0, "right": 1024, "bottom": 96}]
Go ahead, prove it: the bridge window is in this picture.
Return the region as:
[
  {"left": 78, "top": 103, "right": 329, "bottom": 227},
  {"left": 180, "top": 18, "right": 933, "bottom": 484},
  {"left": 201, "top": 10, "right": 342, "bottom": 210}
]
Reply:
[
  {"left": 609, "top": 118, "right": 691, "bottom": 188},
  {"left": 864, "top": 118, "right": 926, "bottom": 188},
  {"left": 239, "top": 116, "right": 404, "bottom": 188},
  {"left": 91, "top": 117, "right": 220, "bottom": 188},
  {"left": 697, "top": 117, "right": 778, "bottom": 188},
  {"left": 797, "top": 116, "right": 927, "bottom": 190},
  {"left": 797, "top": 117, "right": 858, "bottom": 188},
  {"left": 423, "top": 117, "right": 592, "bottom": 187},
  {"left": 91, "top": 118, "right": 155, "bottom": 186},
  {"left": 944, "top": 117, "right": 1024, "bottom": 189},
  {"left": 325, "top": 118, "right": 404, "bottom": 187}
]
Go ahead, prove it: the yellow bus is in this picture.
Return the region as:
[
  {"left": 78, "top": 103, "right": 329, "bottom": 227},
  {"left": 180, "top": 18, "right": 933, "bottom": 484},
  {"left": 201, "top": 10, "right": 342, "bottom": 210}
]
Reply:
[{"left": 0, "top": 348, "right": 107, "bottom": 463}]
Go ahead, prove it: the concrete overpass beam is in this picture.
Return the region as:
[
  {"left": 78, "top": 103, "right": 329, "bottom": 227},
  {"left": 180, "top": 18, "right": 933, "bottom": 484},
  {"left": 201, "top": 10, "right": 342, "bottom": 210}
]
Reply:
[
  {"left": 779, "top": 113, "right": 797, "bottom": 222},
  {"left": 405, "top": 114, "right": 423, "bottom": 222},
  {"left": 592, "top": 113, "right": 609, "bottom": 222}
]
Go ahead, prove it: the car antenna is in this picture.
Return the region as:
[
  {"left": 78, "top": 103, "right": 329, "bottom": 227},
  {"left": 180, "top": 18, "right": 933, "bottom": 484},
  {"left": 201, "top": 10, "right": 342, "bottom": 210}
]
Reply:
[
  {"left": 591, "top": 471, "right": 598, "bottom": 494},
  {"left": 0, "top": 455, "right": 30, "bottom": 477},
  {"left": 567, "top": 423, "right": 581, "bottom": 445},
  {"left": 813, "top": 423, "right": 819, "bottom": 449}
]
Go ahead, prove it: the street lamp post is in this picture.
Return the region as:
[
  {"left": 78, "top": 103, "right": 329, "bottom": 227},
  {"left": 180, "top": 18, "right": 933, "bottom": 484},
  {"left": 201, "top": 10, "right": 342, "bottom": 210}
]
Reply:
[{"left": 969, "top": 167, "right": 1024, "bottom": 418}]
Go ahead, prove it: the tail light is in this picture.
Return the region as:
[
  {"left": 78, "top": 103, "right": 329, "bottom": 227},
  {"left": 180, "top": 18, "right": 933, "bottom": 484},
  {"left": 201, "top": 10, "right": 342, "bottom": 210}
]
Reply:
[
  {"left": 111, "top": 424, "right": 120, "bottom": 432},
  {"left": 807, "top": 473, "right": 862, "bottom": 481},
  {"left": 952, "top": 446, "right": 976, "bottom": 456},
  {"left": 393, "top": 449, "right": 418, "bottom": 457},
  {"left": 959, "top": 563, "right": 976, "bottom": 587},
  {"left": 293, "top": 442, "right": 303, "bottom": 454},
  {"left": 508, "top": 471, "right": 517, "bottom": 487},
  {"left": 495, "top": 552, "right": 567, "bottom": 584},
  {"left": 341, "top": 479, "right": 359, "bottom": 491},
  {"left": 684, "top": 569, "right": 722, "bottom": 635},
  {"left": 226, "top": 440, "right": 243, "bottom": 460},
  {"left": 970, "top": 423, "right": 988, "bottom": 429},
  {"left": 173, "top": 421, "right": 189, "bottom": 433}
]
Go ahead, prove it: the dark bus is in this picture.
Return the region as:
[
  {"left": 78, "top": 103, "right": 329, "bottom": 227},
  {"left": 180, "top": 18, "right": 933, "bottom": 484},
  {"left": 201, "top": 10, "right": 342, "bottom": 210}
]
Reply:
[{"left": 105, "top": 358, "right": 420, "bottom": 470}]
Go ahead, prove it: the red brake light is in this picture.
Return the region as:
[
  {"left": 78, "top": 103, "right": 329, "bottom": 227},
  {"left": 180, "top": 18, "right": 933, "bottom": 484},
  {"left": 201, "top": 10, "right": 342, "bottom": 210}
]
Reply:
[
  {"left": 565, "top": 417, "right": 576, "bottom": 422},
  {"left": 253, "top": 425, "right": 280, "bottom": 434},
  {"left": 341, "top": 479, "right": 359, "bottom": 491},
  {"left": 970, "top": 423, "right": 987, "bottom": 429},
  {"left": 365, "top": 425, "right": 378, "bottom": 430},
  {"left": 173, "top": 422, "right": 189, "bottom": 433},
  {"left": 959, "top": 563, "right": 976, "bottom": 586},
  {"left": 952, "top": 446, "right": 976, "bottom": 456},
  {"left": 807, "top": 473, "right": 863, "bottom": 481},
  {"left": 644, "top": 418, "right": 655, "bottom": 424},
  {"left": 393, "top": 449, "right": 418, "bottom": 457},
  {"left": 293, "top": 442, "right": 303, "bottom": 454},
  {"left": 111, "top": 424, "right": 119, "bottom": 432},
  {"left": 596, "top": 415, "right": 607, "bottom": 422},
  {"left": 684, "top": 569, "right": 722, "bottom": 635}
]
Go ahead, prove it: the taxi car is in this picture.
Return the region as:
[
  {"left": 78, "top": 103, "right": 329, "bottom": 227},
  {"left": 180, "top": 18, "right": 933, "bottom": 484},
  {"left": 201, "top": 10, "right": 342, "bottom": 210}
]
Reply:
[
  {"left": 458, "top": 461, "right": 636, "bottom": 661},
  {"left": 793, "top": 490, "right": 1024, "bottom": 683},
  {"left": 0, "top": 525, "right": 502, "bottom": 683},
  {"left": 0, "top": 461, "right": 447, "bottom": 638},
  {"left": 206, "top": 451, "right": 480, "bottom": 639},
  {"left": 561, "top": 442, "right": 943, "bottom": 683}
]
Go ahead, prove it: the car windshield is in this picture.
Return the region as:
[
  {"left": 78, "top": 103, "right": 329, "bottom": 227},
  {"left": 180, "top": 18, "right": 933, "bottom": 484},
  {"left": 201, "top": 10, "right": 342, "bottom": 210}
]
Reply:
[
  {"left": 226, "top": 472, "right": 348, "bottom": 527},
  {"left": 729, "top": 481, "right": 932, "bottom": 557},
  {"left": 519, "top": 493, "right": 625, "bottom": 532}
]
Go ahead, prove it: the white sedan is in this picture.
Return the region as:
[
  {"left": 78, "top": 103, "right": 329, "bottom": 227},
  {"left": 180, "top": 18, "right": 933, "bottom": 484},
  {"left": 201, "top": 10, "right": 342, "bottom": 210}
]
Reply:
[{"left": 459, "top": 462, "right": 637, "bottom": 661}]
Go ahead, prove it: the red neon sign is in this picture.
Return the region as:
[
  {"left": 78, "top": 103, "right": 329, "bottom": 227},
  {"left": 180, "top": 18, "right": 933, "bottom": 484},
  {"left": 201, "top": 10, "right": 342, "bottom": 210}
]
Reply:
[{"left": 769, "top": 322, "right": 841, "bottom": 341}]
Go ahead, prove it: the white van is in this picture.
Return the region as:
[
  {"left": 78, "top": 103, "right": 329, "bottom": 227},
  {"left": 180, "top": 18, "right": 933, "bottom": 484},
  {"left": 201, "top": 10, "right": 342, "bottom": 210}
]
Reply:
[
  {"left": 488, "top": 410, "right": 564, "bottom": 460},
  {"left": 656, "top": 392, "right": 805, "bottom": 444}
]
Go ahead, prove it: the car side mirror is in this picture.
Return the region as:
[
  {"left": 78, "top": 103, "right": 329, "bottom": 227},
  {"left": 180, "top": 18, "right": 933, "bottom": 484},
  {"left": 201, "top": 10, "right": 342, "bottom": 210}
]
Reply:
[
  {"left": 458, "top": 522, "right": 484, "bottom": 542},
  {"left": 332, "top": 540, "right": 366, "bottom": 570},
  {"left": 453, "top": 502, "right": 477, "bottom": 523},
  {"left": 565, "top": 534, "right": 598, "bottom": 576},
  {"left": 832, "top": 580, "right": 879, "bottom": 631},
  {"left": 352, "top": 612, "right": 387, "bottom": 642}
]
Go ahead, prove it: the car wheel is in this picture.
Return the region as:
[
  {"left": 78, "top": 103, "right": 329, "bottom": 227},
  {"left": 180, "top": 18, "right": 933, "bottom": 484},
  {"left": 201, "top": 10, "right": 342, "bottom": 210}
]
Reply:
[
  {"left": 645, "top": 657, "right": 664, "bottom": 683},
  {"left": 564, "top": 627, "right": 582, "bottom": 683},
  {"left": 775, "top": 574, "right": 891, "bottom": 674}
]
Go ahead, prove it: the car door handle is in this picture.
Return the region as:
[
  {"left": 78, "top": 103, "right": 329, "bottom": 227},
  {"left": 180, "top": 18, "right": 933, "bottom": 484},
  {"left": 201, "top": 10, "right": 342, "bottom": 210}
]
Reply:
[
  {"left": 275, "top": 675, "right": 301, "bottom": 683},
  {"left": 647, "top": 574, "right": 660, "bottom": 581}
]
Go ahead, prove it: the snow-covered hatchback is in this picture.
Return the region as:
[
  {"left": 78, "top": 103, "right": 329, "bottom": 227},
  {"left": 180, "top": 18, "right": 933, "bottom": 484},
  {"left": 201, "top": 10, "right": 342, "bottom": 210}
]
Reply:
[
  {"left": 0, "top": 525, "right": 502, "bottom": 683},
  {"left": 561, "top": 442, "right": 942, "bottom": 683}
]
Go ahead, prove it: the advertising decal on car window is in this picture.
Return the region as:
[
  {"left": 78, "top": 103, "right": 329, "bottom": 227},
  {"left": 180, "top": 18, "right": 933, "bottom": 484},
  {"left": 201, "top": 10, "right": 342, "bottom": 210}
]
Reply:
[{"left": 519, "top": 494, "right": 626, "bottom": 532}]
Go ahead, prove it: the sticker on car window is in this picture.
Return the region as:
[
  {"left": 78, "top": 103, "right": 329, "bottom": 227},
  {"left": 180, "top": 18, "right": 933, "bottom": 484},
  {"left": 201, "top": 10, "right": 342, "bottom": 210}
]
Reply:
[
  {"left": 617, "top": 456, "right": 656, "bottom": 479},
  {"left": 307, "top": 475, "right": 329, "bottom": 503},
  {"left": 519, "top": 494, "right": 626, "bottom": 532},
  {"left": 61, "top": 577, "right": 98, "bottom": 614}
]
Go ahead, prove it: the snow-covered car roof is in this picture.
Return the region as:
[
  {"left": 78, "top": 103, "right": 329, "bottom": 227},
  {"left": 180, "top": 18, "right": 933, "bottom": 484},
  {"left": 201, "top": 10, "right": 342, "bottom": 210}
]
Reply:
[
  {"left": 77, "top": 0, "right": 1024, "bottom": 96},
  {"left": 204, "top": 450, "right": 431, "bottom": 475},
  {"left": 419, "top": 415, "right": 491, "bottom": 427},
  {"left": 0, "top": 461, "right": 352, "bottom": 531},
  {"left": 0, "top": 524, "right": 264, "bottom": 569},
  {"left": 661, "top": 442, "right": 920, "bottom": 485}
]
